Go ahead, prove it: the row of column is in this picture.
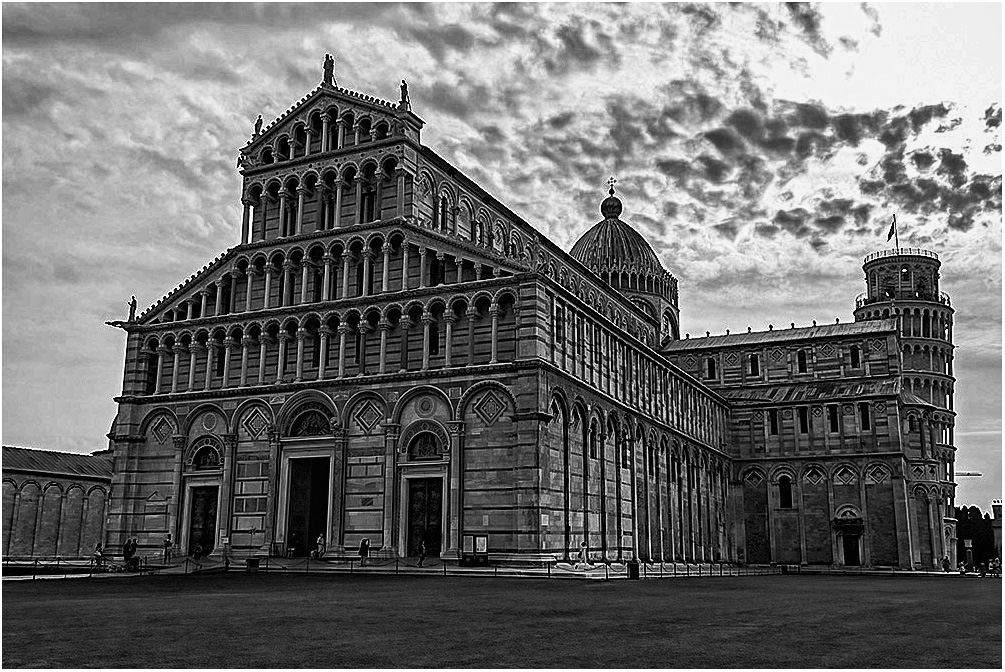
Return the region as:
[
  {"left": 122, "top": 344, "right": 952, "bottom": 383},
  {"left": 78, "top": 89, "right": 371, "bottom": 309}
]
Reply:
[
  {"left": 146, "top": 305, "right": 505, "bottom": 395},
  {"left": 175, "top": 241, "right": 499, "bottom": 320},
  {"left": 241, "top": 169, "right": 409, "bottom": 244},
  {"left": 551, "top": 298, "right": 723, "bottom": 449}
]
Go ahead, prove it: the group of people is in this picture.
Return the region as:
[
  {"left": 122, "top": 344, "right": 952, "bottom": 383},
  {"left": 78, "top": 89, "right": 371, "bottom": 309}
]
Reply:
[{"left": 948, "top": 555, "right": 1002, "bottom": 577}]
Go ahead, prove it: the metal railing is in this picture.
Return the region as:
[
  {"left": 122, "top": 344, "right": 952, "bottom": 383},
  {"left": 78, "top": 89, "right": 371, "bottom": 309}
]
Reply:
[
  {"left": 864, "top": 248, "right": 939, "bottom": 263},
  {"left": 855, "top": 291, "right": 951, "bottom": 308}
]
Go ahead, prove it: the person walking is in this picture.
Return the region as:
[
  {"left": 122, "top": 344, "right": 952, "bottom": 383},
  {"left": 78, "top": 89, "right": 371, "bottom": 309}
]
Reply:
[
  {"left": 163, "top": 533, "right": 173, "bottom": 564},
  {"left": 93, "top": 542, "right": 104, "bottom": 568},
  {"left": 358, "top": 538, "right": 370, "bottom": 566},
  {"left": 577, "top": 541, "right": 589, "bottom": 569},
  {"left": 942, "top": 555, "right": 950, "bottom": 573},
  {"left": 417, "top": 539, "right": 426, "bottom": 568},
  {"left": 314, "top": 533, "right": 326, "bottom": 560}
]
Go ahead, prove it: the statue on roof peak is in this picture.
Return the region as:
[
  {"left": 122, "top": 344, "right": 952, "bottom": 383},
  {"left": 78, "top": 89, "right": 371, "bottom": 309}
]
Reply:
[
  {"left": 253, "top": 114, "right": 262, "bottom": 137},
  {"left": 399, "top": 80, "right": 411, "bottom": 111},
  {"left": 323, "top": 53, "right": 336, "bottom": 88}
]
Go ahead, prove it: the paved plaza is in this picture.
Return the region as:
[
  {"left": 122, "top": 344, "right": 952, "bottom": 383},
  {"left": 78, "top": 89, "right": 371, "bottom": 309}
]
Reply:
[{"left": 3, "top": 572, "right": 1000, "bottom": 668}]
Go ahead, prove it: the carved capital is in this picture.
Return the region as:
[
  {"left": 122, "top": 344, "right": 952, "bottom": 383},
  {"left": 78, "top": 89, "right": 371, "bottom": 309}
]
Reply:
[{"left": 171, "top": 435, "right": 187, "bottom": 452}]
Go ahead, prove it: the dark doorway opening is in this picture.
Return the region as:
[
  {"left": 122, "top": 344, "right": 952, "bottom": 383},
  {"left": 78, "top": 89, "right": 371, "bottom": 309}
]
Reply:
[
  {"left": 287, "top": 457, "right": 330, "bottom": 557},
  {"left": 842, "top": 534, "right": 861, "bottom": 566},
  {"left": 188, "top": 486, "right": 218, "bottom": 556},
  {"left": 407, "top": 478, "right": 442, "bottom": 557}
]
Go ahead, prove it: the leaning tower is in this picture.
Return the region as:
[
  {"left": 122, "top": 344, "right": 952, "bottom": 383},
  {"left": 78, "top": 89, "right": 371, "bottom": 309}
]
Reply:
[{"left": 853, "top": 246, "right": 957, "bottom": 568}]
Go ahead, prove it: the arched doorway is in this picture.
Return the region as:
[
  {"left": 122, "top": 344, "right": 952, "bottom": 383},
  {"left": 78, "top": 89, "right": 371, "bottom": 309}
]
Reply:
[{"left": 398, "top": 426, "right": 448, "bottom": 558}]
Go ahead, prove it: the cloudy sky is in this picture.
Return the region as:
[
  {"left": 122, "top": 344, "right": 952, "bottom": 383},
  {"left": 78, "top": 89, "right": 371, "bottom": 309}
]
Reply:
[{"left": 3, "top": 3, "right": 1001, "bottom": 507}]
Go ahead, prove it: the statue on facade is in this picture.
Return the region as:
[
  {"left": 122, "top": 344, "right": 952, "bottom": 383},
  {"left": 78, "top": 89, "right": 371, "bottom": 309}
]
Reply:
[
  {"left": 323, "top": 53, "right": 336, "bottom": 87},
  {"left": 399, "top": 80, "right": 411, "bottom": 111},
  {"left": 127, "top": 295, "right": 137, "bottom": 322},
  {"left": 254, "top": 114, "right": 263, "bottom": 136}
]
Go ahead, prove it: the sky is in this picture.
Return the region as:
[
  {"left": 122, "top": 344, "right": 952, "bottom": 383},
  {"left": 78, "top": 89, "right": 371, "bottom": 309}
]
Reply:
[{"left": 3, "top": 3, "right": 1001, "bottom": 508}]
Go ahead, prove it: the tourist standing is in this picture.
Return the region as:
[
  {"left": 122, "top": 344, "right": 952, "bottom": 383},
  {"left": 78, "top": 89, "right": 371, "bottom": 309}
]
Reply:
[
  {"left": 359, "top": 538, "right": 370, "bottom": 566},
  {"left": 163, "top": 533, "right": 173, "bottom": 564},
  {"left": 417, "top": 539, "right": 426, "bottom": 568}
]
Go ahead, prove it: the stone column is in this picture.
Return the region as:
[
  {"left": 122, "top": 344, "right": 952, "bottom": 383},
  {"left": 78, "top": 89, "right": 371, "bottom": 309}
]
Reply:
[
  {"left": 281, "top": 261, "right": 293, "bottom": 307},
  {"left": 354, "top": 176, "right": 364, "bottom": 224},
  {"left": 418, "top": 247, "right": 428, "bottom": 288},
  {"left": 277, "top": 191, "right": 288, "bottom": 237},
  {"left": 215, "top": 281, "right": 225, "bottom": 317},
  {"left": 446, "top": 420, "right": 465, "bottom": 559},
  {"left": 244, "top": 268, "right": 255, "bottom": 312},
  {"left": 466, "top": 307, "right": 476, "bottom": 365},
  {"left": 263, "top": 426, "right": 280, "bottom": 549},
  {"left": 337, "top": 324, "right": 349, "bottom": 378},
  {"left": 378, "top": 320, "right": 390, "bottom": 374},
  {"left": 362, "top": 251, "right": 373, "bottom": 296},
  {"left": 444, "top": 313, "right": 456, "bottom": 367},
  {"left": 304, "top": 127, "right": 313, "bottom": 155},
  {"left": 295, "top": 187, "right": 308, "bottom": 235},
  {"left": 295, "top": 329, "right": 306, "bottom": 382},
  {"left": 170, "top": 344, "right": 183, "bottom": 393},
  {"left": 396, "top": 167, "right": 407, "bottom": 218},
  {"left": 331, "top": 423, "right": 347, "bottom": 550},
  {"left": 219, "top": 433, "right": 238, "bottom": 545},
  {"left": 401, "top": 243, "right": 411, "bottom": 290},
  {"left": 435, "top": 252, "right": 445, "bottom": 286},
  {"left": 380, "top": 424, "right": 399, "bottom": 553},
  {"left": 169, "top": 435, "right": 186, "bottom": 546},
  {"left": 373, "top": 171, "right": 384, "bottom": 220},
  {"left": 257, "top": 336, "right": 270, "bottom": 386},
  {"left": 336, "top": 118, "right": 345, "bottom": 149},
  {"left": 489, "top": 304, "right": 500, "bottom": 364},
  {"left": 421, "top": 315, "right": 432, "bottom": 370},
  {"left": 353, "top": 122, "right": 361, "bottom": 145},
  {"left": 241, "top": 198, "right": 253, "bottom": 244},
  {"left": 321, "top": 254, "right": 333, "bottom": 301},
  {"left": 321, "top": 113, "right": 331, "bottom": 152},
  {"left": 221, "top": 337, "right": 235, "bottom": 388},
  {"left": 300, "top": 261, "right": 310, "bottom": 305},
  {"left": 381, "top": 243, "right": 391, "bottom": 293},
  {"left": 187, "top": 345, "right": 200, "bottom": 391},
  {"left": 341, "top": 251, "right": 351, "bottom": 299},
  {"left": 199, "top": 289, "right": 209, "bottom": 317},
  {"left": 333, "top": 179, "right": 344, "bottom": 228},
  {"left": 204, "top": 343, "right": 217, "bottom": 391},
  {"left": 262, "top": 267, "right": 273, "bottom": 310},
  {"left": 240, "top": 336, "right": 253, "bottom": 386},
  {"left": 153, "top": 346, "right": 168, "bottom": 395},
  {"left": 318, "top": 327, "right": 331, "bottom": 380},
  {"left": 275, "top": 333, "right": 290, "bottom": 383},
  {"left": 257, "top": 193, "right": 268, "bottom": 238},
  {"left": 185, "top": 301, "right": 193, "bottom": 321}
]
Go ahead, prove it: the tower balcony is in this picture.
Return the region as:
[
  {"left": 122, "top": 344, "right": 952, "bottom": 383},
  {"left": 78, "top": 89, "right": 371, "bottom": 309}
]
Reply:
[
  {"left": 863, "top": 247, "right": 939, "bottom": 263},
  {"left": 855, "top": 291, "right": 951, "bottom": 309}
]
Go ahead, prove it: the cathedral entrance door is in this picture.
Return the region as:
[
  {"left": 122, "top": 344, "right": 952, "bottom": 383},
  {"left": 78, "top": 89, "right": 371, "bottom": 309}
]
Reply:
[
  {"left": 842, "top": 534, "right": 861, "bottom": 566},
  {"left": 407, "top": 478, "right": 442, "bottom": 557},
  {"left": 286, "top": 457, "right": 330, "bottom": 558},
  {"left": 188, "top": 486, "right": 218, "bottom": 556}
]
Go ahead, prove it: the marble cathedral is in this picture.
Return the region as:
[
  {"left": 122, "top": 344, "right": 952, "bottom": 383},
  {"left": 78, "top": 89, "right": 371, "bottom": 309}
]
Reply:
[{"left": 105, "top": 59, "right": 959, "bottom": 569}]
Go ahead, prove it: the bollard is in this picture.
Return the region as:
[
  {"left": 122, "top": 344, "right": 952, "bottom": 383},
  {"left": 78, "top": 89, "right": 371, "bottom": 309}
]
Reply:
[
  {"left": 686, "top": 563, "right": 690, "bottom": 577},
  {"left": 548, "top": 562, "right": 551, "bottom": 578},
  {"left": 674, "top": 562, "right": 677, "bottom": 576},
  {"left": 396, "top": 558, "right": 399, "bottom": 575},
  {"left": 443, "top": 561, "right": 447, "bottom": 577},
  {"left": 605, "top": 563, "right": 609, "bottom": 581},
  {"left": 660, "top": 562, "right": 663, "bottom": 578}
]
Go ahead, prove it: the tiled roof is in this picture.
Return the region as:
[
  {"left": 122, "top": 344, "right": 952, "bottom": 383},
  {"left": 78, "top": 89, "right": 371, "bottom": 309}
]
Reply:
[
  {"left": 898, "top": 391, "right": 937, "bottom": 408},
  {"left": 2, "top": 446, "right": 113, "bottom": 481},
  {"left": 663, "top": 319, "right": 898, "bottom": 352},
  {"left": 719, "top": 378, "right": 901, "bottom": 404}
]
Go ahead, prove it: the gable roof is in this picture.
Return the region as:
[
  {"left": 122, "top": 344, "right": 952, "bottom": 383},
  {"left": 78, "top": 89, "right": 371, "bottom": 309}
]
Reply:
[
  {"left": 2, "top": 446, "right": 113, "bottom": 481},
  {"left": 663, "top": 319, "right": 898, "bottom": 352},
  {"left": 719, "top": 377, "right": 901, "bottom": 404}
]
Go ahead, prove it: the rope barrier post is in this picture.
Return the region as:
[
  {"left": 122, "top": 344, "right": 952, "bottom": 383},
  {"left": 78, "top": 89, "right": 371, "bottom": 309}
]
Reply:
[
  {"left": 396, "top": 557, "right": 399, "bottom": 575},
  {"left": 548, "top": 562, "right": 551, "bottom": 578},
  {"left": 660, "top": 562, "right": 663, "bottom": 578},
  {"left": 443, "top": 561, "right": 447, "bottom": 577},
  {"left": 605, "top": 563, "right": 609, "bottom": 581}
]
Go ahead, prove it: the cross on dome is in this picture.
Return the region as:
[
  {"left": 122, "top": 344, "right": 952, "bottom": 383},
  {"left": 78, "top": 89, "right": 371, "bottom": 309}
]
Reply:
[{"left": 607, "top": 176, "right": 617, "bottom": 196}]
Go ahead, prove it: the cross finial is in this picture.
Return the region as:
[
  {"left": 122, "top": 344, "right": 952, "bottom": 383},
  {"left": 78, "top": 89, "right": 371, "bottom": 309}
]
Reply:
[{"left": 607, "top": 176, "right": 617, "bottom": 196}]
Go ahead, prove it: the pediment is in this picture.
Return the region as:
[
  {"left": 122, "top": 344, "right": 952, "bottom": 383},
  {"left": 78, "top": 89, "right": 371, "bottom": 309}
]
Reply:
[{"left": 240, "top": 84, "right": 424, "bottom": 167}]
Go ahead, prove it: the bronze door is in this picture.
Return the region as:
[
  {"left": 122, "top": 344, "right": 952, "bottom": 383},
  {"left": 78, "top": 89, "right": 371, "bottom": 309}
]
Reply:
[
  {"left": 286, "top": 457, "right": 330, "bottom": 557},
  {"left": 842, "top": 534, "right": 861, "bottom": 566},
  {"left": 407, "top": 478, "right": 442, "bottom": 557},
  {"left": 188, "top": 486, "right": 218, "bottom": 556}
]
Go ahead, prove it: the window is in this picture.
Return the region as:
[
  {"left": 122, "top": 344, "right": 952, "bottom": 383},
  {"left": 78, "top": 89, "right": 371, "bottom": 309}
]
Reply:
[
  {"left": 858, "top": 402, "right": 871, "bottom": 431},
  {"left": 429, "top": 321, "right": 440, "bottom": 355},
  {"left": 555, "top": 304, "right": 566, "bottom": 342},
  {"left": 908, "top": 415, "right": 916, "bottom": 432},
  {"left": 749, "top": 353, "right": 760, "bottom": 377},
  {"left": 828, "top": 405, "right": 839, "bottom": 433},
  {"left": 215, "top": 343, "right": 225, "bottom": 376},
  {"left": 706, "top": 357, "right": 717, "bottom": 380},
  {"left": 768, "top": 409, "right": 779, "bottom": 435},
  {"left": 798, "top": 407, "right": 809, "bottom": 433},
  {"left": 850, "top": 345, "right": 861, "bottom": 368},
  {"left": 797, "top": 350, "right": 807, "bottom": 373},
  {"left": 778, "top": 476, "right": 793, "bottom": 509}
]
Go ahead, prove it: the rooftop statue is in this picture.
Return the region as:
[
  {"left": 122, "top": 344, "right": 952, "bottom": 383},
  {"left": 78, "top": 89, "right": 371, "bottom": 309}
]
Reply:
[
  {"left": 400, "top": 80, "right": 411, "bottom": 111},
  {"left": 323, "top": 53, "right": 336, "bottom": 87}
]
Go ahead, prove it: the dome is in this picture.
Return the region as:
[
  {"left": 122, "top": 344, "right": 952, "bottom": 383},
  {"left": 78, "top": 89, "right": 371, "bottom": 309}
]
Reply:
[{"left": 570, "top": 191, "right": 667, "bottom": 279}]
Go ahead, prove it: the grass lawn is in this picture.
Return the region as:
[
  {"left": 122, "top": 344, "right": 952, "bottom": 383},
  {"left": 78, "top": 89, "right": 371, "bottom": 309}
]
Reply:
[{"left": 3, "top": 573, "right": 1000, "bottom": 668}]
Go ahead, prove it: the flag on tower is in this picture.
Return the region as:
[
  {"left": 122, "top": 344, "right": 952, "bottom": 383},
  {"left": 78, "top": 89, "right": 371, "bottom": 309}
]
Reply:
[{"left": 887, "top": 214, "right": 897, "bottom": 242}]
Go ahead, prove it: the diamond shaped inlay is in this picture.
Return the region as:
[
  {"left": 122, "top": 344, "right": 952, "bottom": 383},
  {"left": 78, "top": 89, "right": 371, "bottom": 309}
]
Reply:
[
  {"left": 354, "top": 401, "right": 382, "bottom": 433},
  {"left": 744, "top": 470, "right": 764, "bottom": 487},
  {"left": 242, "top": 408, "right": 268, "bottom": 440},
  {"left": 804, "top": 468, "right": 825, "bottom": 485},
  {"left": 151, "top": 416, "right": 172, "bottom": 444},
  {"left": 820, "top": 343, "right": 835, "bottom": 357},
  {"left": 770, "top": 348, "right": 784, "bottom": 361},
  {"left": 473, "top": 391, "right": 506, "bottom": 426},
  {"left": 835, "top": 467, "right": 856, "bottom": 485},
  {"left": 724, "top": 352, "right": 739, "bottom": 366}
]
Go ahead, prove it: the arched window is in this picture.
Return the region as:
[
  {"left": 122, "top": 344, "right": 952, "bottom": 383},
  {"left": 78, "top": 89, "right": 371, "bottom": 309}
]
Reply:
[
  {"left": 908, "top": 415, "right": 916, "bottom": 432},
  {"left": 778, "top": 476, "right": 793, "bottom": 509},
  {"left": 850, "top": 345, "right": 861, "bottom": 368},
  {"left": 858, "top": 402, "right": 871, "bottom": 431},
  {"left": 797, "top": 350, "right": 807, "bottom": 373},
  {"left": 429, "top": 320, "right": 440, "bottom": 355},
  {"left": 192, "top": 444, "right": 222, "bottom": 470},
  {"left": 706, "top": 357, "right": 717, "bottom": 380}
]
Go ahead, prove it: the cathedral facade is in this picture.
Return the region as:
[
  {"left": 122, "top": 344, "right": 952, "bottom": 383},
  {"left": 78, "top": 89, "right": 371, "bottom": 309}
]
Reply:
[{"left": 104, "top": 63, "right": 957, "bottom": 569}]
